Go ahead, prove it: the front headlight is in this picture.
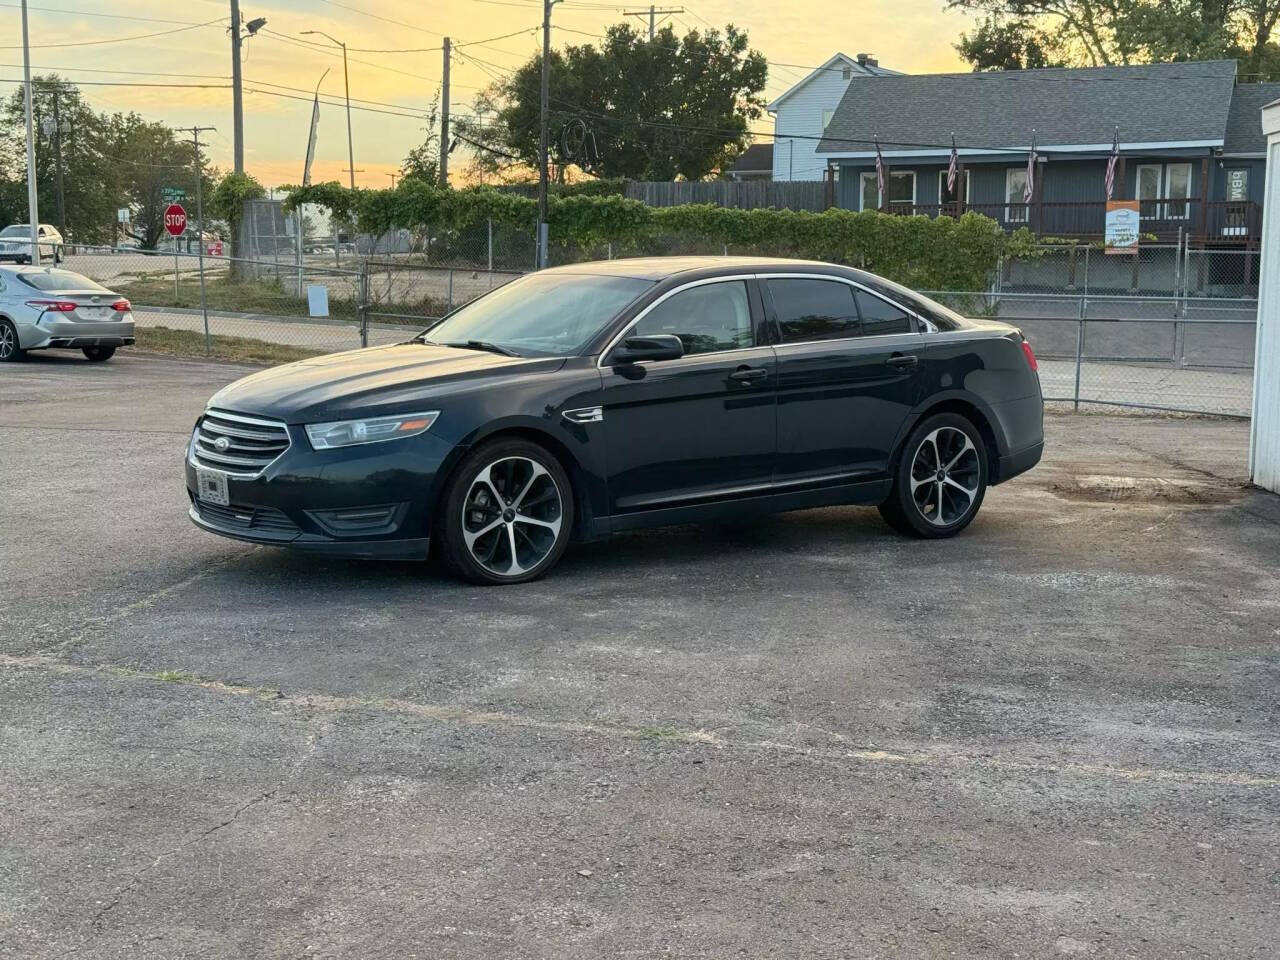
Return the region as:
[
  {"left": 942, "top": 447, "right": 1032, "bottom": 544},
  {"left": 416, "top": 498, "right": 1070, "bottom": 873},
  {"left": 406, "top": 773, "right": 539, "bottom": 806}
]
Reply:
[{"left": 305, "top": 411, "right": 440, "bottom": 450}]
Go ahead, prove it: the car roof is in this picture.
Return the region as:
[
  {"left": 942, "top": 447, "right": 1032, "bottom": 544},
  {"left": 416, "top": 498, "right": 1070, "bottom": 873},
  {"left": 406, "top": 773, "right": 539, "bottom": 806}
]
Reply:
[{"left": 540, "top": 256, "right": 859, "bottom": 282}]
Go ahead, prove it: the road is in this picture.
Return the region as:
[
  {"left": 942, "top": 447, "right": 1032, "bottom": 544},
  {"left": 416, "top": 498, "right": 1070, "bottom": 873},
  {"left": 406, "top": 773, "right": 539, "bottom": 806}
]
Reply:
[{"left": 1, "top": 352, "right": 1277, "bottom": 958}]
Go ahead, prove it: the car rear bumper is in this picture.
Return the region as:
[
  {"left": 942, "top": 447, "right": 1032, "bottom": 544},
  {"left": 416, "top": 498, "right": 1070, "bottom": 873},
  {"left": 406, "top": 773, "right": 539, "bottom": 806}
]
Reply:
[
  {"left": 18, "top": 318, "right": 135, "bottom": 350},
  {"left": 996, "top": 440, "right": 1044, "bottom": 484}
]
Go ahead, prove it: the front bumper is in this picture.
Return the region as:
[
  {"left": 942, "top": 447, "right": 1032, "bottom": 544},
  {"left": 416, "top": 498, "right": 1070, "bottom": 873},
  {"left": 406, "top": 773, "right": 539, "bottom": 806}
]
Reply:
[
  {"left": 184, "top": 417, "right": 456, "bottom": 560},
  {"left": 18, "top": 317, "right": 135, "bottom": 350}
]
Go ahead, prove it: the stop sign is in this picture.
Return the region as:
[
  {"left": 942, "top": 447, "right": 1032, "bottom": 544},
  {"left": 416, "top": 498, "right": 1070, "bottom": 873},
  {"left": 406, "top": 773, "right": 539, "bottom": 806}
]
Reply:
[{"left": 163, "top": 203, "right": 187, "bottom": 237}]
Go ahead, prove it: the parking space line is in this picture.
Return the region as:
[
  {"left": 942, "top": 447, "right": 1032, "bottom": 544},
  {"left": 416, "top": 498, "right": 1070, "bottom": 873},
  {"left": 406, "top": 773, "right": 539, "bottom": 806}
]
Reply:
[{"left": 3, "top": 653, "right": 1276, "bottom": 790}]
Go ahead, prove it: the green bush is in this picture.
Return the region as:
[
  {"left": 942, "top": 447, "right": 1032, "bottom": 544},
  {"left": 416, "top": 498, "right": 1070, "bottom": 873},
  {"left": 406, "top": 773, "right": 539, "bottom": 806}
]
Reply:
[{"left": 285, "top": 181, "right": 1036, "bottom": 291}]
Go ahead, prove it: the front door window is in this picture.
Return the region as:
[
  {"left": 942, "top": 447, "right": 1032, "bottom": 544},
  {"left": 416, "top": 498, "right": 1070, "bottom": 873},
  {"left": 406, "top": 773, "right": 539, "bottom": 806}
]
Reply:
[{"left": 1005, "top": 168, "right": 1029, "bottom": 222}]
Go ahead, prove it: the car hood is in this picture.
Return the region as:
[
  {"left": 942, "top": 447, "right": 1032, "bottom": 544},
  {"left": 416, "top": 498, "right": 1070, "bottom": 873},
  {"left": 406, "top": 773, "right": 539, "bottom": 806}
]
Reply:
[{"left": 207, "top": 342, "right": 567, "bottom": 423}]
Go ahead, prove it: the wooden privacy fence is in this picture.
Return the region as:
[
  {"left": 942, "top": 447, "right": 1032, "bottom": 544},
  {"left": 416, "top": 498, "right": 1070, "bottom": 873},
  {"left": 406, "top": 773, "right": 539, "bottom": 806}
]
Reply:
[{"left": 624, "top": 180, "right": 830, "bottom": 211}]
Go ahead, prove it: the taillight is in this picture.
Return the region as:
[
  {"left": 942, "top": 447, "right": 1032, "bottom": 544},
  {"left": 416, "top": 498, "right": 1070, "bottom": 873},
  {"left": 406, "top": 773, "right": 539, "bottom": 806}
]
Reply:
[
  {"left": 26, "top": 299, "right": 76, "bottom": 312},
  {"left": 112, "top": 299, "right": 131, "bottom": 312},
  {"left": 1020, "top": 339, "right": 1038, "bottom": 372}
]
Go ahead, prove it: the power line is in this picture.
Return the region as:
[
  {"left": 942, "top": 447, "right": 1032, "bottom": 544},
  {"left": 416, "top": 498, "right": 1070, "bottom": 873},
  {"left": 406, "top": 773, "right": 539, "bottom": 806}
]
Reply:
[
  {"left": 0, "top": 63, "right": 230, "bottom": 80},
  {"left": 0, "top": 77, "right": 230, "bottom": 90},
  {"left": 0, "top": 3, "right": 209, "bottom": 24},
  {"left": 311, "top": 0, "right": 444, "bottom": 37},
  {"left": 0, "top": 17, "right": 226, "bottom": 50}
]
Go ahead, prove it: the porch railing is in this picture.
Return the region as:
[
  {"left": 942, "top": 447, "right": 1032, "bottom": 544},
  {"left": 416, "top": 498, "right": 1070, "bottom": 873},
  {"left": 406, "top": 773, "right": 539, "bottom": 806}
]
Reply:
[{"left": 880, "top": 199, "right": 1261, "bottom": 244}]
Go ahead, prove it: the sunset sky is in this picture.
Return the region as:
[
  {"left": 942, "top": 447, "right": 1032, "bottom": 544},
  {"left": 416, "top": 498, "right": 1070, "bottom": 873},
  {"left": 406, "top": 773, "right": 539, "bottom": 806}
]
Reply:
[{"left": 3, "top": 0, "right": 976, "bottom": 187}]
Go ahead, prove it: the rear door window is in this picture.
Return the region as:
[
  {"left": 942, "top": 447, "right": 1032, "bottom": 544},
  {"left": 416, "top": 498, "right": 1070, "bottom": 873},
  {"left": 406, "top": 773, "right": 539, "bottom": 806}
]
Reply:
[
  {"left": 767, "top": 278, "right": 860, "bottom": 343},
  {"left": 852, "top": 290, "right": 915, "bottom": 336}
]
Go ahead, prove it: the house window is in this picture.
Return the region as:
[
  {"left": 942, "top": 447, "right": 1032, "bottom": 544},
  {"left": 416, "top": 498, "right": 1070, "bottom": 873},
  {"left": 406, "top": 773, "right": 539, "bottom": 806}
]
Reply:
[
  {"left": 938, "top": 169, "right": 971, "bottom": 206},
  {"left": 1137, "top": 162, "right": 1192, "bottom": 220},
  {"left": 859, "top": 171, "right": 916, "bottom": 211},
  {"left": 821, "top": 109, "right": 835, "bottom": 134},
  {"left": 842, "top": 65, "right": 853, "bottom": 80},
  {"left": 1005, "top": 167, "right": 1029, "bottom": 222}
]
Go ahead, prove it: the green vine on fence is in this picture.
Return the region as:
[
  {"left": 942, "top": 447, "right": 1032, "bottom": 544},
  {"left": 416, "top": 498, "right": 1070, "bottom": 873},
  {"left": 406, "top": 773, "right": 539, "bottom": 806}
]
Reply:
[{"left": 284, "top": 181, "right": 1039, "bottom": 291}]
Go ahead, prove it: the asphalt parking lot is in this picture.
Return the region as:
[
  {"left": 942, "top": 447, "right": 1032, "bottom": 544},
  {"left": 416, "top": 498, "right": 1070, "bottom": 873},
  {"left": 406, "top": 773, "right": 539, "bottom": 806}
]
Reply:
[{"left": 2, "top": 351, "right": 1278, "bottom": 959}]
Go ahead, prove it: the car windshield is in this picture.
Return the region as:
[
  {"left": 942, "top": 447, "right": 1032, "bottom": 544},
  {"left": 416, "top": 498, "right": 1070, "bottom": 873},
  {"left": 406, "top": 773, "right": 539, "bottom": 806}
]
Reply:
[
  {"left": 421, "top": 272, "right": 653, "bottom": 357},
  {"left": 16, "top": 269, "right": 108, "bottom": 292},
  {"left": 1, "top": 225, "right": 31, "bottom": 237}
]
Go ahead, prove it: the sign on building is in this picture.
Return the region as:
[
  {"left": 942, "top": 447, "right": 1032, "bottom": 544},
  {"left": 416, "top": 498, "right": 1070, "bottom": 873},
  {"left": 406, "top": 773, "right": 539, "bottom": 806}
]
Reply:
[
  {"left": 1226, "top": 169, "right": 1249, "bottom": 202},
  {"left": 1104, "top": 200, "right": 1140, "bottom": 254}
]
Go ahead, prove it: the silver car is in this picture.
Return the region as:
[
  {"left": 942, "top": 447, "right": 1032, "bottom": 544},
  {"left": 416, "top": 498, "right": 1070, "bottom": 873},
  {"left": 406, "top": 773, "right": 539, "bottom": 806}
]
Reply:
[
  {"left": 0, "top": 223, "right": 63, "bottom": 264},
  {"left": 0, "top": 265, "right": 135, "bottom": 362}
]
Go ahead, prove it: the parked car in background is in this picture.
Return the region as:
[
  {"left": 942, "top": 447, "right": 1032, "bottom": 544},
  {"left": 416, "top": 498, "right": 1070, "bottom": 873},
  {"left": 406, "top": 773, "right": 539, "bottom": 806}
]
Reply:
[
  {"left": 0, "top": 224, "right": 63, "bottom": 264},
  {"left": 186, "top": 257, "right": 1045, "bottom": 583},
  {"left": 0, "top": 266, "right": 134, "bottom": 362}
]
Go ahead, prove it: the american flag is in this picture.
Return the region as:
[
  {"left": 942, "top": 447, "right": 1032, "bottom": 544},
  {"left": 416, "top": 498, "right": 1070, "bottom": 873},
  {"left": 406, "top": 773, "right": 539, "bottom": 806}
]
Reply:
[
  {"left": 946, "top": 134, "right": 959, "bottom": 195},
  {"left": 874, "top": 137, "right": 886, "bottom": 207},
  {"left": 1024, "top": 133, "right": 1037, "bottom": 205},
  {"left": 1104, "top": 127, "right": 1119, "bottom": 200}
]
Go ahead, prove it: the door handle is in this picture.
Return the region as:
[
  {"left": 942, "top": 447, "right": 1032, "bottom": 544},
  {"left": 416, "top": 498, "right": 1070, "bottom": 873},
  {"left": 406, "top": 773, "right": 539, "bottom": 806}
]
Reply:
[
  {"left": 729, "top": 366, "right": 769, "bottom": 383},
  {"left": 887, "top": 354, "right": 918, "bottom": 369}
]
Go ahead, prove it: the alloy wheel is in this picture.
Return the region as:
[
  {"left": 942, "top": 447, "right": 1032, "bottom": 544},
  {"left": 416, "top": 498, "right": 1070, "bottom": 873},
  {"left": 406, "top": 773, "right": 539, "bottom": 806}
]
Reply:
[
  {"left": 460, "top": 456, "right": 564, "bottom": 577},
  {"left": 909, "top": 426, "right": 981, "bottom": 526},
  {"left": 0, "top": 324, "right": 15, "bottom": 360}
]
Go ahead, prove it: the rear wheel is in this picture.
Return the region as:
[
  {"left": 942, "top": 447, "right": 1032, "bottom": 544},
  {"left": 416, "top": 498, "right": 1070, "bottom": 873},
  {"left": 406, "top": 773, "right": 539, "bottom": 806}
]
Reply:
[
  {"left": 438, "top": 438, "right": 574, "bottom": 584},
  {"left": 0, "top": 319, "right": 24, "bottom": 362},
  {"left": 83, "top": 346, "right": 116, "bottom": 362},
  {"left": 879, "top": 412, "right": 988, "bottom": 538}
]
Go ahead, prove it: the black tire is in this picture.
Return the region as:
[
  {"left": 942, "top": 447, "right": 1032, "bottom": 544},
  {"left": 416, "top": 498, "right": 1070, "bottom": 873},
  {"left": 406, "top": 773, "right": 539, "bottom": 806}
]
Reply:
[
  {"left": 0, "top": 318, "right": 24, "bottom": 362},
  {"left": 82, "top": 346, "right": 116, "bottom": 362},
  {"left": 437, "top": 437, "right": 574, "bottom": 585},
  {"left": 879, "top": 412, "right": 988, "bottom": 539}
]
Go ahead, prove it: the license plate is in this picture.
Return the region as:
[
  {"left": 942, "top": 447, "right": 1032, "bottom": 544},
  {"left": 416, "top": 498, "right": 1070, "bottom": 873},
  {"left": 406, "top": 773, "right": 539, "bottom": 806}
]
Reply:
[
  {"left": 195, "top": 467, "right": 230, "bottom": 506},
  {"left": 78, "top": 307, "right": 110, "bottom": 320}
]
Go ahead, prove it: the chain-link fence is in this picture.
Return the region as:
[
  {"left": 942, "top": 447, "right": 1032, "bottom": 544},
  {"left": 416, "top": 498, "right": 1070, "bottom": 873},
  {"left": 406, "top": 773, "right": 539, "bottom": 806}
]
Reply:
[
  {"left": 997, "top": 242, "right": 1261, "bottom": 299},
  {"left": 924, "top": 290, "right": 1255, "bottom": 417},
  {"left": 44, "top": 239, "right": 1258, "bottom": 418}
]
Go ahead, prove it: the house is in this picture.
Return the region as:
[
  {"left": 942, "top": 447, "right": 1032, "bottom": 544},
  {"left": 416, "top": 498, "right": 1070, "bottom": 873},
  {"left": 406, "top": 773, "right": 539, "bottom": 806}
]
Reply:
[
  {"left": 768, "top": 52, "right": 899, "bottom": 182},
  {"left": 816, "top": 60, "right": 1279, "bottom": 247},
  {"left": 726, "top": 144, "right": 774, "bottom": 182}
]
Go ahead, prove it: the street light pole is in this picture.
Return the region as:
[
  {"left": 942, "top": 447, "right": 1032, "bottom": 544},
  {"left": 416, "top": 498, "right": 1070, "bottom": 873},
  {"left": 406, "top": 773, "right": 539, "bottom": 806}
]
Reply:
[
  {"left": 21, "top": 0, "right": 41, "bottom": 265},
  {"left": 230, "top": 0, "right": 243, "bottom": 172},
  {"left": 303, "top": 30, "right": 356, "bottom": 189}
]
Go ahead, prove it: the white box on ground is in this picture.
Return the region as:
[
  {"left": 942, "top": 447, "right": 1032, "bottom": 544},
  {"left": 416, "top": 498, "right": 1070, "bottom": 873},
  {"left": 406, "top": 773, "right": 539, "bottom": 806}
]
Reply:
[{"left": 307, "top": 284, "right": 330, "bottom": 318}]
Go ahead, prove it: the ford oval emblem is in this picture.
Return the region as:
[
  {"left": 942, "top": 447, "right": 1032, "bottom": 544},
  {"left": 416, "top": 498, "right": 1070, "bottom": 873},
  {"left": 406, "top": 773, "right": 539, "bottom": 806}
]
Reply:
[{"left": 213, "top": 436, "right": 231, "bottom": 452}]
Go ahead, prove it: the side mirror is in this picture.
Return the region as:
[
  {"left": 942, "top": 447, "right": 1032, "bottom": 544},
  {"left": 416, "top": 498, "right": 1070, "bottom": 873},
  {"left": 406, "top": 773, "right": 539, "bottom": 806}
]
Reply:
[{"left": 610, "top": 334, "right": 684, "bottom": 365}]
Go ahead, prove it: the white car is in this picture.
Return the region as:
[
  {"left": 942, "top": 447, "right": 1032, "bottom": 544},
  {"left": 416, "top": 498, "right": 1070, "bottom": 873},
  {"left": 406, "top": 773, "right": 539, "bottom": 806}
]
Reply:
[
  {"left": 0, "top": 265, "right": 134, "bottom": 362},
  {"left": 0, "top": 223, "right": 63, "bottom": 264}
]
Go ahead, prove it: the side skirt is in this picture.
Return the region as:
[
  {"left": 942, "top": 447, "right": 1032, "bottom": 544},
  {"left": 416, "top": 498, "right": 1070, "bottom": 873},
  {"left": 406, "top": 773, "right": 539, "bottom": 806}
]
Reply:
[{"left": 593, "top": 478, "right": 893, "bottom": 535}]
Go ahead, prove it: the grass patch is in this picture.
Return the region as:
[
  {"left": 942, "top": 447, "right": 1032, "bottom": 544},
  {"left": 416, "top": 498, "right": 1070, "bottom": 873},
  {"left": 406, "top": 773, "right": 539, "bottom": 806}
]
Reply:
[
  {"left": 134, "top": 325, "right": 322, "bottom": 366},
  {"left": 113, "top": 274, "right": 358, "bottom": 319}
]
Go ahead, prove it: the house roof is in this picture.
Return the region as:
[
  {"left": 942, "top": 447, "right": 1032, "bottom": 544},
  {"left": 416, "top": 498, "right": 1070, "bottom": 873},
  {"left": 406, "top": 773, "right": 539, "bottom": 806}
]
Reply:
[
  {"left": 1224, "top": 82, "right": 1280, "bottom": 153},
  {"left": 817, "top": 60, "right": 1239, "bottom": 156},
  {"left": 729, "top": 143, "right": 773, "bottom": 173},
  {"left": 766, "top": 52, "right": 899, "bottom": 112}
]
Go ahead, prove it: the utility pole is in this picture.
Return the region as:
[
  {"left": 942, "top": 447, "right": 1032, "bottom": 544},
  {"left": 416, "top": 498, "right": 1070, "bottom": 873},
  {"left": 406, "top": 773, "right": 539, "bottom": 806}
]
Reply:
[
  {"left": 624, "top": 5, "right": 683, "bottom": 40},
  {"left": 538, "top": 0, "right": 556, "bottom": 268},
  {"left": 440, "top": 36, "right": 450, "bottom": 187},
  {"left": 230, "top": 0, "right": 243, "bottom": 172},
  {"left": 21, "top": 0, "right": 40, "bottom": 265},
  {"left": 387, "top": 173, "right": 397, "bottom": 188},
  {"left": 183, "top": 126, "right": 216, "bottom": 355},
  {"left": 51, "top": 90, "right": 65, "bottom": 239}
]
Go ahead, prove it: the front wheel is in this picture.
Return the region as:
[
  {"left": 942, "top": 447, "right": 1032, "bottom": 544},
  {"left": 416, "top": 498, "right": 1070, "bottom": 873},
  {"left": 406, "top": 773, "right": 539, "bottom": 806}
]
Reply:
[
  {"left": 879, "top": 412, "right": 988, "bottom": 538},
  {"left": 83, "top": 346, "right": 116, "bottom": 362},
  {"left": 438, "top": 438, "right": 574, "bottom": 584}
]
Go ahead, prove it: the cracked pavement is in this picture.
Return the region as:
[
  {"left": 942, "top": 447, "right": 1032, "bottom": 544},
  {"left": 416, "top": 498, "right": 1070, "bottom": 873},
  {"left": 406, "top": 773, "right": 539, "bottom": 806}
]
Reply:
[{"left": 1, "top": 352, "right": 1278, "bottom": 959}]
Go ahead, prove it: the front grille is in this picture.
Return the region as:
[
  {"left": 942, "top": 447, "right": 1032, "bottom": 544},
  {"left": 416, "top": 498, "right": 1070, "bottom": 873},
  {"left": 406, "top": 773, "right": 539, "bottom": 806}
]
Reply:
[
  {"left": 192, "top": 499, "right": 300, "bottom": 536},
  {"left": 193, "top": 408, "right": 290, "bottom": 478}
]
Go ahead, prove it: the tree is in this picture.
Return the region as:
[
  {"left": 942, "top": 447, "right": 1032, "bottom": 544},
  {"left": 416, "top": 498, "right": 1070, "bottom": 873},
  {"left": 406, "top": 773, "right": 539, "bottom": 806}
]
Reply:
[
  {"left": 454, "top": 22, "right": 767, "bottom": 181},
  {"left": 0, "top": 76, "right": 120, "bottom": 242},
  {"left": 400, "top": 92, "right": 442, "bottom": 183},
  {"left": 947, "top": 0, "right": 1280, "bottom": 74},
  {"left": 104, "top": 114, "right": 214, "bottom": 249}
]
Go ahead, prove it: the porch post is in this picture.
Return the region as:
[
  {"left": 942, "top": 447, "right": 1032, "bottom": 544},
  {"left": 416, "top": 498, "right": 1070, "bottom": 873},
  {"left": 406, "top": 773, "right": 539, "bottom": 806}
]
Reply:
[
  {"left": 1115, "top": 157, "right": 1127, "bottom": 199},
  {"left": 1032, "top": 159, "right": 1044, "bottom": 233},
  {"left": 1198, "top": 155, "right": 1211, "bottom": 242},
  {"left": 880, "top": 164, "right": 891, "bottom": 212},
  {"left": 956, "top": 162, "right": 966, "bottom": 215}
]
